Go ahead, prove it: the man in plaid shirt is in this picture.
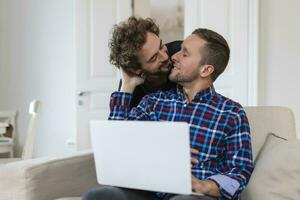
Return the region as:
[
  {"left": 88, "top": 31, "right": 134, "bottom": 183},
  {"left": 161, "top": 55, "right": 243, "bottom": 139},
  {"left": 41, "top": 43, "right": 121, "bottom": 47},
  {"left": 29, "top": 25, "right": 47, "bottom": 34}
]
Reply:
[
  {"left": 110, "top": 27, "right": 253, "bottom": 200},
  {"left": 84, "top": 28, "right": 253, "bottom": 200}
]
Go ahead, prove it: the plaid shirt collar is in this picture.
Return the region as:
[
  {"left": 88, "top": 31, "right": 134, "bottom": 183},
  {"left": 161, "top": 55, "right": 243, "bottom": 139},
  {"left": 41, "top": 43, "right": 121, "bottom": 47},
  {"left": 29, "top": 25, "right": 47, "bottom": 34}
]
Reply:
[{"left": 176, "top": 85, "right": 216, "bottom": 102}]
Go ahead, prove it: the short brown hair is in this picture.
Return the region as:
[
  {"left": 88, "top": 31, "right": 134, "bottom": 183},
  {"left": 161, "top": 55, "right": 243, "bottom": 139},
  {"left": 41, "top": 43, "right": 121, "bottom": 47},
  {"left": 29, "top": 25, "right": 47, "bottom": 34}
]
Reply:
[
  {"left": 192, "top": 28, "right": 230, "bottom": 81},
  {"left": 109, "top": 16, "right": 159, "bottom": 70}
]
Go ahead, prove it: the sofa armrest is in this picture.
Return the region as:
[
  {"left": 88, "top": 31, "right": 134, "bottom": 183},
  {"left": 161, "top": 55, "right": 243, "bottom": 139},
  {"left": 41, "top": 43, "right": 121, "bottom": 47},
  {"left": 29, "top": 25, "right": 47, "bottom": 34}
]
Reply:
[{"left": 0, "top": 151, "right": 99, "bottom": 200}]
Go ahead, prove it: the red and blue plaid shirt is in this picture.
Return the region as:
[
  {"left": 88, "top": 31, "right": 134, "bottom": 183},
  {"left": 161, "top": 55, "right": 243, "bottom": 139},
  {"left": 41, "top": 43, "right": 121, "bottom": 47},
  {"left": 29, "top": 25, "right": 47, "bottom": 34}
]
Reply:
[{"left": 109, "top": 86, "right": 253, "bottom": 200}]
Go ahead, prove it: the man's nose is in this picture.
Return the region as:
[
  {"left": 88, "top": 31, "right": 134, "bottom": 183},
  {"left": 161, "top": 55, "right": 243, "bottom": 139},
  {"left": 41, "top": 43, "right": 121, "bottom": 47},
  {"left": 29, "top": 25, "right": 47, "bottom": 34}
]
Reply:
[
  {"left": 159, "top": 49, "right": 169, "bottom": 62},
  {"left": 171, "top": 51, "right": 179, "bottom": 62}
]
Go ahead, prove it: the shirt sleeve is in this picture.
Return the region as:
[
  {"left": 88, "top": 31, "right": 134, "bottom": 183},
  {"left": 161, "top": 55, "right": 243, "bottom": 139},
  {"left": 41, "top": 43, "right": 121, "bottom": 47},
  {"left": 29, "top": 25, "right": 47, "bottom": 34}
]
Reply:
[
  {"left": 208, "top": 108, "right": 254, "bottom": 199},
  {"left": 108, "top": 91, "right": 152, "bottom": 120}
]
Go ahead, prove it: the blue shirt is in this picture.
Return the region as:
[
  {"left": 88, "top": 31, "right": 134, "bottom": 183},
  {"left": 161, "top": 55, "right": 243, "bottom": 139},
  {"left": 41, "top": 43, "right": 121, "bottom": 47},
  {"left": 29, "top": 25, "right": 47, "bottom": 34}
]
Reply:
[{"left": 109, "top": 85, "right": 254, "bottom": 200}]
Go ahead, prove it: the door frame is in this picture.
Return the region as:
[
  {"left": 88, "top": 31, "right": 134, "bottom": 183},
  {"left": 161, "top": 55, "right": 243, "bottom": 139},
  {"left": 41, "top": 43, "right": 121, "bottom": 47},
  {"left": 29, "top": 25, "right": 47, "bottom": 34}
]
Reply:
[
  {"left": 184, "top": 0, "right": 259, "bottom": 106},
  {"left": 75, "top": 0, "right": 132, "bottom": 150}
]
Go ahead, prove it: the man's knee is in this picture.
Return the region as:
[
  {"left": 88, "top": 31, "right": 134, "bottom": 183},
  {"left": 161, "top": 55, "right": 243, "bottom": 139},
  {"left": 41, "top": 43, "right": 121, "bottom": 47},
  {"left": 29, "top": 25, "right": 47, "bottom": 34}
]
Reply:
[
  {"left": 82, "top": 186, "right": 127, "bottom": 200},
  {"left": 169, "top": 195, "right": 195, "bottom": 200}
]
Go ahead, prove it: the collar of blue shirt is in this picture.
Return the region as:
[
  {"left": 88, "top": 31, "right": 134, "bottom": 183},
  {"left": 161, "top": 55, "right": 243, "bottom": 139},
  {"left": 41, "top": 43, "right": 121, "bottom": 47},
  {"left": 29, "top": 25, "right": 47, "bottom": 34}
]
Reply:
[{"left": 176, "top": 85, "right": 216, "bottom": 103}]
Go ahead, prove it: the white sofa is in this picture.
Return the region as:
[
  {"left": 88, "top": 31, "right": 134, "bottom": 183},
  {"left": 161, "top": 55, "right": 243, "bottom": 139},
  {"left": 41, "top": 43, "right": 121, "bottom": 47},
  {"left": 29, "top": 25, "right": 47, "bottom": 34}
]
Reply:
[
  {"left": 0, "top": 151, "right": 99, "bottom": 200},
  {"left": 0, "top": 106, "right": 299, "bottom": 200},
  {"left": 241, "top": 107, "right": 300, "bottom": 200}
]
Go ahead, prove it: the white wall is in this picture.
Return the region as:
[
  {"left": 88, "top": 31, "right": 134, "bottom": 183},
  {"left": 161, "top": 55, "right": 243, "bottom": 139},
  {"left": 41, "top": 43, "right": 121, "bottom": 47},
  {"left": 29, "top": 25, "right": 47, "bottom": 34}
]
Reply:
[
  {"left": 0, "top": 0, "right": 76, "bottom": 157},
  {"left": 1, "top": 0, "right": 299, "bottom": 158},
  {"left": 259, "top": 0, "right": 300, "bottom": 137}
]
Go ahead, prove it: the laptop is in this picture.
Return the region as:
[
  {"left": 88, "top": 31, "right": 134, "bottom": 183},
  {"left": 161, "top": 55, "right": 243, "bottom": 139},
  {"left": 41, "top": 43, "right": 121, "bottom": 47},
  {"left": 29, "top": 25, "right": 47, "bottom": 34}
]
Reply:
[{"left": 90, "top": 120, "right": 203, "bottom": 196}]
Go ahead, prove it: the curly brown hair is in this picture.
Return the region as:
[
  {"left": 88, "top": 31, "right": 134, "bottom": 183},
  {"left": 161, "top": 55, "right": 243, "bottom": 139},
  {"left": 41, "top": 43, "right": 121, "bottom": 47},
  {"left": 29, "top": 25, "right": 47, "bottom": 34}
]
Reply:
[{"left": 109, "top": 16, "right": 160, "bottom": 71}]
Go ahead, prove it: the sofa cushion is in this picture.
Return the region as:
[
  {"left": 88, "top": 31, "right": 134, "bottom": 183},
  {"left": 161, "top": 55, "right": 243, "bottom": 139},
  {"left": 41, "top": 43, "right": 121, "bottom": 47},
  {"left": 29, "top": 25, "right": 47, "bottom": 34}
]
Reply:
[
  {"left": 252, "top": 132, "right": 287, "bottom": 165},
  {"left": 242, "top": 133, "right": 300, "bottom": 200},
  {"left": 0, "top": 151, "right": 99, "bottom": 200},
  {"left": 244, "top": 106, "right": 297, "bottom": 160}
]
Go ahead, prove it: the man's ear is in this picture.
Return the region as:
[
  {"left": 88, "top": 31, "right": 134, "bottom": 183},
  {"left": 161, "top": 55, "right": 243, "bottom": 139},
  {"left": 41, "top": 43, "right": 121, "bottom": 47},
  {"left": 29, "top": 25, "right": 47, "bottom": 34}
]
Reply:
[{"left": 200, "top": 64, "right": 214, "bottom": 78}]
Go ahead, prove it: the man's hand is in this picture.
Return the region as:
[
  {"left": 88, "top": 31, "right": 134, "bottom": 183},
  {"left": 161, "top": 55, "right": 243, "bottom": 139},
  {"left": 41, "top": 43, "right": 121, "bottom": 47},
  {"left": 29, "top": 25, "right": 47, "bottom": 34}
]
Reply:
[
  {"left": 120, "top": 68, "right": 145, "bottom": 93},
  {"left": 191, "top": 176, "right": 221, "bottom": 197},
  {"left": 190, "top": 148, "right": 199, "bottom": 166}
]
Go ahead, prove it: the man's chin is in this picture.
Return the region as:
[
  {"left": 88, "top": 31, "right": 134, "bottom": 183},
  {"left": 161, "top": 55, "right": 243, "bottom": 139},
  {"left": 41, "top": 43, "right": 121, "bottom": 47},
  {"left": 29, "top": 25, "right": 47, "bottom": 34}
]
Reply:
[
  {"left": 160, "top": 68, "right": 171, "bottom": 74},
  {"left": 168, "top": 74, "right": 176, "bottom": 82},
  {"left": 146, "top": 65, "right": 171, "bottom": 76}
]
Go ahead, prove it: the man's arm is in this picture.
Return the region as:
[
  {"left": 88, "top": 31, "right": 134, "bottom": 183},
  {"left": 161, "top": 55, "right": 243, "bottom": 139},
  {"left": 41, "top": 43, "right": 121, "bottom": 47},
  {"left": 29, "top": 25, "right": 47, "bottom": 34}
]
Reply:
[
  {"left": 109, "top": 67, "right": 152, "bottom": 120},
  {"left": 209, "top": 108, "right": 254, "bottom": 199},
  {"left": 119, "top": 67, "right": 145, "bottom": 93},
  {"left": 108, "top": 91, "right": 152, "bottom": 120},
  {"left": 192, "top": 108, "right": 254, "bottom": 199}
]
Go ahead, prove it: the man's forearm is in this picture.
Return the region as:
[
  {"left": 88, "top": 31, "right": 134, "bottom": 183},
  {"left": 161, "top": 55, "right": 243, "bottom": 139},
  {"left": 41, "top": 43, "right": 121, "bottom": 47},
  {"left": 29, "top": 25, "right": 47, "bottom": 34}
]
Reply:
[
  {"left": 208, "top": 174, "right": 240, "bottom": 198},
  {"left": 109, "top": 91, "right": 150, "bottom": 121},
  {"left": 109, "top": 92, "right": 133, "bottom": 120}
]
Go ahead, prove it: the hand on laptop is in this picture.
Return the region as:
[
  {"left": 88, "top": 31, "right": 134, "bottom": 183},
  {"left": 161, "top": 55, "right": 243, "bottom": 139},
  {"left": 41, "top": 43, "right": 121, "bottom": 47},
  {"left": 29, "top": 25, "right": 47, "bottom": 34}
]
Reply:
[
  {"left": 191, "top": 175, "right": 221, "bottom": 197},
  {"left": 190, "top": 148, "right": 199, "bottom": 166},
  {"left": 190, "top": 148, "right": 220, "bottom": 197}
]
